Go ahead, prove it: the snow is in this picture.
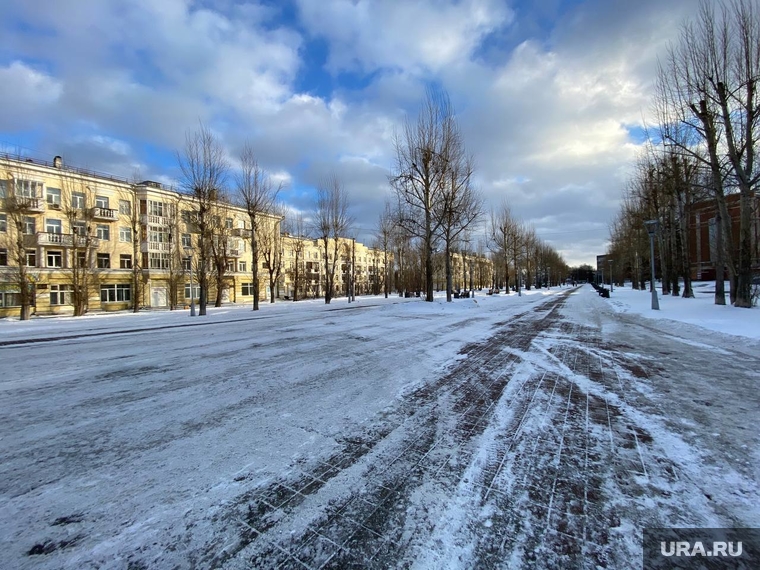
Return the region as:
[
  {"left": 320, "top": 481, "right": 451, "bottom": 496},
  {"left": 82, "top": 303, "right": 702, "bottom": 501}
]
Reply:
[
  {"left": 606, "top": 280, "right": 760, "bottom": 340},
  {"left": 0, "top": 284, "right": 758, "bottom": 569}
]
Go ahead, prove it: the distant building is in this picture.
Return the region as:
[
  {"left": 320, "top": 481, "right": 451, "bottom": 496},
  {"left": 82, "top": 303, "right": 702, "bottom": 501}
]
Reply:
[{"left": 688, "top": 192, "right": 760, "bottom": 281}]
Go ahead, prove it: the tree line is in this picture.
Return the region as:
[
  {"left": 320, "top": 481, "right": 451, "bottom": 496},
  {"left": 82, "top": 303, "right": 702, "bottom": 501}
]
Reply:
[{"left": 608, "top": 0, "right": 760, "bottom": 307}]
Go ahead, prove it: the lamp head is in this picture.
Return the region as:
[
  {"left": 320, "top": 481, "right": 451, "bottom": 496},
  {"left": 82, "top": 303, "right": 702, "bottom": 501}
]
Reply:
[{"left": 644, "top": 219, "right": 659, "bottom": 236}]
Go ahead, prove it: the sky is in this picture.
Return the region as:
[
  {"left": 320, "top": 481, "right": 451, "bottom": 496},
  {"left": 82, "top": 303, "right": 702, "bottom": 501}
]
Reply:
[{"left": 0, "top": 0, "right": 695, "bottom": 266}]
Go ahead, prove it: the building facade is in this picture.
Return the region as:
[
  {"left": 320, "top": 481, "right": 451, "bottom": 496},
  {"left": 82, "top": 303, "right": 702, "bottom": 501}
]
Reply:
[
  {"left": 689, "top": 192, "right": 760, "bottom": 281},
  {"left": 1, "top": 153, "right": 493, "bottom": 317},
  {"left": 0, "top": 154, "right": 281, "bottom": 317}
]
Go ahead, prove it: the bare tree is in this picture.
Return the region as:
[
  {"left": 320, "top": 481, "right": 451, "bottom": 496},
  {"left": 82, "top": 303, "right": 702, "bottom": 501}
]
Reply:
[
  {"left": 314, "top": 175, "right": 352, "bottom": 304},
  {"left": 164, "top": 195, "right": 184, "bottom": 310},
  {"left": 655, "top": 0, "right": 760, "bottom": 306},
  {"left": 236, "top": 144, "right": 281, "bottom": 310},
  {"left": 59, "top": 174, "right": 99, "bottom": 316},
  {"left": 0, "top": 165, "right": 37, "bottom": 320},
  {"left": 391, "top": 89, "right": 455, "bottom": 302},
  {"left": 208, "top": 198, "right": 234, "bottom": 306},
  {"left": 435, "top": 119, "right": 482, "bottom": 302},
  {"left": 284, "top": 211, "right": 308, "bottom": 301},
  {"left": 260, "top": 204, "right": 284, "bottom": 303},
  {"left": 121, "top": 178, "right": 144, "bottom": 312},
  {"left": 376, "top": 200, "right": 395, "bottom": 298},
  {"left": 489, "top": 202, "right": 519, "bottom": 293},
  {"left": 176, "top": 124, "right": 229, "bottom": 316}
]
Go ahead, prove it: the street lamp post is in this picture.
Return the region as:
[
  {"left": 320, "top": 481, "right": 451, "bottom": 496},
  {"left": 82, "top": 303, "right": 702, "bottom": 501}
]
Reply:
[
  {"left": 608, "top": 259, "right": 614, "bottom": 293},
  {"left": 644, "top": 220, "right": 660, "bottom": 310},
  {"left": 184, "top": 248, "right": 196, "bottom": 317}
]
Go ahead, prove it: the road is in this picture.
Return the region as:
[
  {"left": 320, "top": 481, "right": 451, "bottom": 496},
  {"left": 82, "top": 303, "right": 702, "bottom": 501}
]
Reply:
[{"left": 1, "top": 287, "right": 758, "bottom": 569}]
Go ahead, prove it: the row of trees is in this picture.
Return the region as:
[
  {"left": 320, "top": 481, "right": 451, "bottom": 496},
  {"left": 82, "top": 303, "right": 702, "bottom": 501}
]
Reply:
[
  {"left": 378, "top": 90, "right": 567, "bottom": 302},
  {"left": 181, "top": 89, "right": 568, "bottom": 313},
  {"left": 3, "top": 84, "right": 570, "bottom": 320},
  {"left": 609, "top": 0, "right": 760, "bottom": 307}
]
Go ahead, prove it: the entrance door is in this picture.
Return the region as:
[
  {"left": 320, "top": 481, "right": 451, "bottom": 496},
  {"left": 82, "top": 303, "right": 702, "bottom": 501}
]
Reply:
[{"left": 151, "top": 287, "right": 167, "bottom": 308}]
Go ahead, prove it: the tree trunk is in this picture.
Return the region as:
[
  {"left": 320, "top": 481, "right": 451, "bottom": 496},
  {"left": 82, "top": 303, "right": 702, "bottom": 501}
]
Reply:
[{"left": 445, "top": 243, "right": 452, "bottom": 302}]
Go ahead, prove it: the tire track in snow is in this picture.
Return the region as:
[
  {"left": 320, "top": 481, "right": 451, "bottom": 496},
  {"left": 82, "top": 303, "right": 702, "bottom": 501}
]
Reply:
[{"left": 192, "top": 294, "right": 574, "bottom": 569}]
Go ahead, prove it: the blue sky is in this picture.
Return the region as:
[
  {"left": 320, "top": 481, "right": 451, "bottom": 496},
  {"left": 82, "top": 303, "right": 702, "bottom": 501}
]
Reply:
[{"left": 0, "top": 0, "right": 694, "bottom": 265}]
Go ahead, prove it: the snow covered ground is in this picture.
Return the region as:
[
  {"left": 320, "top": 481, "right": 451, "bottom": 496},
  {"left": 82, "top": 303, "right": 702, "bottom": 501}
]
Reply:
[
  {"left": 0, "top": 285, "right": 757, "bottom": 569},
  {"left": 606, "top": 280, "right": 760, "bottom": 340}
]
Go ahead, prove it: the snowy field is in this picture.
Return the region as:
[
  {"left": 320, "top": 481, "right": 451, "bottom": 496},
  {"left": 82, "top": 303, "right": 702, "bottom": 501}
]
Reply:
[
  {"left": 606, "top": 280, "right": 760, "bottom": 340},
  {"left": 0, "top": 285, "right": 758, "bottom": 569}
]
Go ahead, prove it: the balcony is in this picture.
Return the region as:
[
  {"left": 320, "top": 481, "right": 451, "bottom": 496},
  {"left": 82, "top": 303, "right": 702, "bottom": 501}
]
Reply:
[
  {"left": 140, "top": 214, "right": 169, "bottom": 226},
  {"left": 231, "top": 228, "right": 251, "bottom": 238},
  {"left": 24, "top": 232, "right": 100, "bottom": 248},
  {"left": 141, "top": 241, "right": 172, "bottom": 253},
  {"left": 16, "top": 197, "right": 45, "bottom": 212},
  {"left": 226, "top": 248, "right": 242, "bottom": 258},
  {"left": 91, "top": 207, "right": 118, "bottom": 221}
]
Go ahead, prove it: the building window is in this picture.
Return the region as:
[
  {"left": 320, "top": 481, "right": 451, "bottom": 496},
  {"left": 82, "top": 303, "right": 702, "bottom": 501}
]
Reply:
[
  {"left": 181, "top": 233, "right": 192, "bottom": 247},
  {"left": 120, "top": 254, "right": 132, "bottom": 269},
  {"left": 119, "top": 199, "right": 132, "bottom": 215},
  {"left": 184, "top": 283, "right": 200, "bottom": 299},
  {"left": 0, "top": 291, "right": 21, "bottom": 307},
  {"left": 226, "top": 261, "right": 235, "bottom": 272},
  {"left": 47, "top": 250, "right": 63, "bottom": 267},
  {"left": 101, "top": 284, "right": 131, "bottom": 302},
  {"left": 23, "top": 217, "right": 35, "bottom": 235},
  {"left": 76, "top": 251, "right": 88, "bottom": 268},
  {"left": 0, "top": 213, "right": 6, "bottom": 233},
  {"left": 15, "top": 179, "right": 42, "bottom": 198},
  {"left": 0, "top": 180, "right": 6, "bottom": 198},
  {"left": 72, "top": 191, "right": 85, "bottom": 209},
  {"left": 50, "top": 284, "right": 72, "bottom": 305},
  {"left": 226, "top": 218, "right": 233, "bottom": 229},
  {"left": 46, "top": 218, "right": 62, "bottom": 234},
  {"left": 148, "top": 226, "right": 169, "bottom": 243},
  {"left": 0, "top": 248, "right": 7, "bottom": 265},
  {"left": 95, "top": 195, "right": 109, "bottom": 209},
  {"left": 46, "top": 187, "right": 61, "bottom": 206},
  {"left": 242, "top": 282, "right": 253, "bottom": 296},
  {"left": 239, "top": 261, "right": 246, "bottom": 272},
  {"left": 182, "top": 257, "right": 191, "bottom": 271},
  {"left": 26, "top": 250, "right": 36, "bottom": 267},
  {"left": 149, "top": 252, "right": 170, "bottom": 269},
  {"left": 119, "top": 227, "right": 132, "bottom": 242},
  {"left": 97, "top": 253, "right": 110, "bottom": 269},
  {"left": 72, "top": 222, "right": 87, "bottom": 236},
  {"left": 96, "top": 225, "right": 110, "bottom": 240},
  {"left": 149, "top": 200, "right": 164, "bottom": 217}
]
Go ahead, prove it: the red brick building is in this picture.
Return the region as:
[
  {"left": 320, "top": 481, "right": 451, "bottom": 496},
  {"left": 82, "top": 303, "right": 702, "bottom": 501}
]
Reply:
[{"left": 689, "top": 192, "right": 760, "bottom": 281}]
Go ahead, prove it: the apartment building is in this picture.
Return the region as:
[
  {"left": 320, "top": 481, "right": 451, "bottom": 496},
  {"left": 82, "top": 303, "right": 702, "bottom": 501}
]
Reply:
[
  {"left": 0, "top": 154, "right": 279, "bottom": 317},
  {"left": 278, "top": 236, "right": 390, "bottom": 299},
  {"left": 0, "top": 153, "right": 494, "bottom": 318}
]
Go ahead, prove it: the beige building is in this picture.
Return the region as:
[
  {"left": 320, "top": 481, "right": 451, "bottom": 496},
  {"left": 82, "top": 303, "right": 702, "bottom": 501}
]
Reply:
[
  {"left": 279, "top": 236, "right": 390, "bottom": 300},
  {"left": 0, "top": 154, "right": 282, "bottom": 317},
  {"left": 0, "top": 154, "right": 393, "bottom": 317}
]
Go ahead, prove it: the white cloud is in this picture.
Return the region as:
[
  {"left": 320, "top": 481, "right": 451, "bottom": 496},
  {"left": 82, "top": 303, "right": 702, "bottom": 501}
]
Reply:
[
  {"left": 0, "top": 0, "right": 698, "bottom": 266},
  {"left": 297, "top": 0, "right": 513, "bottom": 74},
  {"left": 0, "top": 62, "right": 62, "bottom": 130}
]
